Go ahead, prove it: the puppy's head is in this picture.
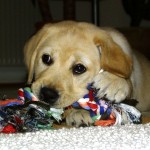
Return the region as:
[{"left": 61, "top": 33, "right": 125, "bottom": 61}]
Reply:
[{"left": 24, "top": 21, "right": 132, "bottom": 108}]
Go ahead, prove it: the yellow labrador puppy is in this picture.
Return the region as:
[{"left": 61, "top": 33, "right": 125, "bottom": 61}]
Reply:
[{"left": 24, "top": 21, "right": 150, "bottom": 127}]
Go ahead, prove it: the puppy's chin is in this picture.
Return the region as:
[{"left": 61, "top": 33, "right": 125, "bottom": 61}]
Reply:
[
  {"left": 32, "top": 87, "right": 85, "bottom": 109},
  {"left": 48, "top": 91, "right": 88, "bottom": 109},
  {"left": 49, "top": 98, "right": 77, "bottom": 109},
  {"left": 31, "top": 80, "right": 95, "bottom": 109}
]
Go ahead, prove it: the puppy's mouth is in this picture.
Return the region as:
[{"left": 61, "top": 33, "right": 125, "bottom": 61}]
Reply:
[
  {"left": 37, "top": 86, "right": 86, "bottom": 109},
  {"left": 37, "top": 82, "right": 92, "bottom": 108}
]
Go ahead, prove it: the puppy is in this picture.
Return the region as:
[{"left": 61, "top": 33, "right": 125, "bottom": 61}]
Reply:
[{"left": 24, "top": 21, "right": 150, "bottom": 127}]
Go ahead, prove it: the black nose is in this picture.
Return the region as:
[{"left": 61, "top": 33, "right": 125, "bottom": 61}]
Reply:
[{"left": 39, "top": 87, "right": 59, "bottom": 104}]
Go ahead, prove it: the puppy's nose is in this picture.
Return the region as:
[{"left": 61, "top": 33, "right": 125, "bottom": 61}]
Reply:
[{"left": 39, "top": 87, "right": 59, "bottom": 104}]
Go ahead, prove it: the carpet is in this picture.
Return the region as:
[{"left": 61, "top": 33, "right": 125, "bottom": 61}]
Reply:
[{"left": 0, "top": 123, "right": 150, "bottom": 150}]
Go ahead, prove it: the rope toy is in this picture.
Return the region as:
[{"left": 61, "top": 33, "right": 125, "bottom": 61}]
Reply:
[
  {"left": 72, "top": 84, "right": 141, "bottom": 126},
  {"left": 0, "top": 85, "right": 141, "bottom": 133},
  {"left": 0, "top": 87, "right": 63, "bottom": 134},
  {"left": 0, "top": 87, "right": 38, "bottom": 108}
]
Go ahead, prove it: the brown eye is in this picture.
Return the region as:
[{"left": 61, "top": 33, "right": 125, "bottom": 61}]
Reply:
[
  {"left": 42, "top": 54, "right": 53, "bottom": 65},
  {"left": 73, "top": 64, "right": 86, "bottom": 75}
]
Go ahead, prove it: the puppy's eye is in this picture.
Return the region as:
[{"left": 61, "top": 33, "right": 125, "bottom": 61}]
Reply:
[
  {"left": 42, "top": 54, "right": 53, "bottom": 65},
  {"left": 72, "top": 64, "right": 86, "bottom": 75}
]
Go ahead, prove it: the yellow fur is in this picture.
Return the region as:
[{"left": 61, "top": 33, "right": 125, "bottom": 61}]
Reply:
[{"left": 24, "top": 21, "right": 150, "bottom": 126}]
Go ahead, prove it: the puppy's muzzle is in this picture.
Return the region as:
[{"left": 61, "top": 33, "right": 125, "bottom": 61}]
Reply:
[{"left": 39, "top": 87, "right": 59, "bottom": 105}]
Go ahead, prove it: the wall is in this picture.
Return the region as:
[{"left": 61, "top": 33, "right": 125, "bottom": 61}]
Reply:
[{"left": 0, "top": 0, "right": 150, "bottom": 84}]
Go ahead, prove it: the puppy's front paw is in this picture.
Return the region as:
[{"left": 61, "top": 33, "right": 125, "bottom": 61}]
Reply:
[
  {"left": 64, "top": 108, "right": 93, "bottom": 127},
  {"left": 93, "top": 71, "right": 131, "bottom": 103}
]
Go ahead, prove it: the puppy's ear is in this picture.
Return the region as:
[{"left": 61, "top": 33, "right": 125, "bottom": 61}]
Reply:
[
  {"left": 94, "top": 36, "right": 132, "bottom": 78},
  {"left": 24, "top": 24, "right": 51, "bottom": 84}
]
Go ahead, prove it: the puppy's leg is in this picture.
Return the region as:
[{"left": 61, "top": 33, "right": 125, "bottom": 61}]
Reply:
[
  {"left": 93, "top": 71, "right": 131, "bottom": 103},
  {"left": 64, "top": 108, "right": 94, "bottom": 127}
]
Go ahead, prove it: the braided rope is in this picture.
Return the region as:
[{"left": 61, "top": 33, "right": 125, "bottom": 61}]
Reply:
[
  {"left": 0, "top": 87, "right": 39, "bottom": 108},
  {"left": 72, "top": 85, "right": 141, "bottom": 126},
  {"left": 18, "top": 87, "right": 39, "bottom": 102},
  {"left": 0, "top": 86, "right": 141, "bottom": 128},
  {"left": 0, "top": 87, "right": 63, "bottom": 133}
]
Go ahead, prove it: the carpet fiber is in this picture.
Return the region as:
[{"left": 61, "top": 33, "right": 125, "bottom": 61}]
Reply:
[{"left": 0, "top": 123, "right": 150, "bottom": 150}]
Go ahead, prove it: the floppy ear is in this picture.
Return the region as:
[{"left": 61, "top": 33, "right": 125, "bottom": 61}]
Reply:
[
  {"left": 24, "top": 24, "right": 51, "bottom": 84},
  {"left": 94, "top": 35, "right": 133, "bottom": 79}
]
